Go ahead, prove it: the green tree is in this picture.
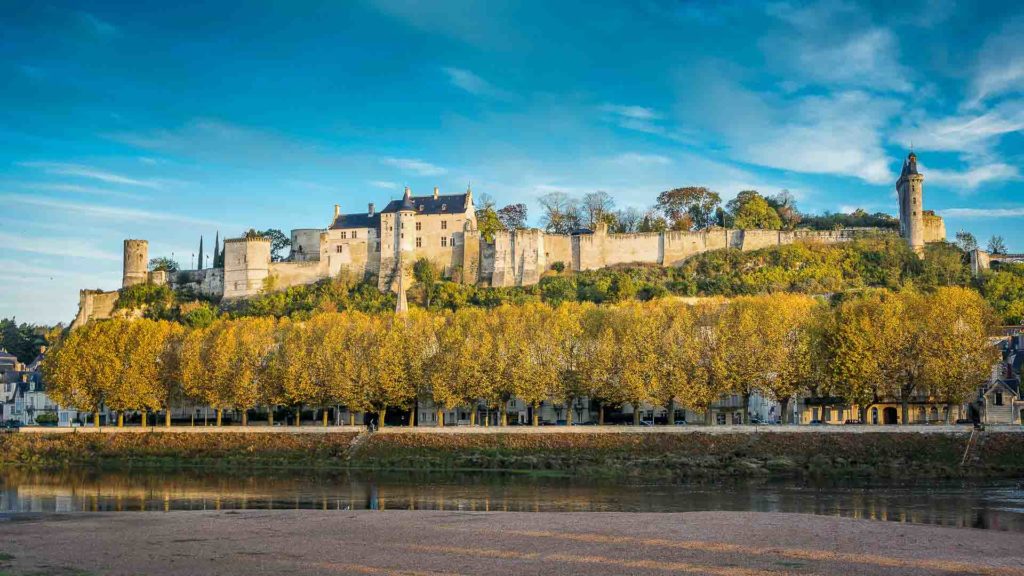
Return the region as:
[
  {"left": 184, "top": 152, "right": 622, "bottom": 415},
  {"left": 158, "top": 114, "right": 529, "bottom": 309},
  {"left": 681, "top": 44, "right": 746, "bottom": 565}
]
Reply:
[
  {"left": 148, "top": 257, "right": 179, "bottom": 273},
  {"left": 988, "top": 235, "right": 1008, "bottom": 254},
  {"left": 413, "top": 258, "right": 439, "bottom": 307},
  {"left": 729, "top": 191, "right": 782, "bottom": 230},
  {"left": 258, "top": 229, "right": 292, "bottom": 261},
  {"left": 655, "top": 187, "right": 721, "bottom": 231}
]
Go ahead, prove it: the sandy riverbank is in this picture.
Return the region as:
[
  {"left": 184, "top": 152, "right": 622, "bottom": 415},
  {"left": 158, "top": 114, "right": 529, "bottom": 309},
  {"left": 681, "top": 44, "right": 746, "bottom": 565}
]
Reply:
[{"left": 1, "top": 510, "right": 1022, "bottom": 575}]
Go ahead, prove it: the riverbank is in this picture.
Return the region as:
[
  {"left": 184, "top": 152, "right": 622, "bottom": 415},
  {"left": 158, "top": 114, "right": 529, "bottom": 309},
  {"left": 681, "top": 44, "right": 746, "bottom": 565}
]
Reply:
[
  {"left": 1, "top": 510, "right": 1022, "bottom": 576},
  {"left": 3, "top": 429, "right": 1023, "bottom": 478}
]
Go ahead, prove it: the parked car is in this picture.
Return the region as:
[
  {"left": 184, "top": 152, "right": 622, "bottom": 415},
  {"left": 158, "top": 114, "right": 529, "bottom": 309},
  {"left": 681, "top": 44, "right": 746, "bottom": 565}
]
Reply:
[
  {"left": 1, "top": 420, "right": 23, "bottom": 430},
  {"left": 808, "top": 419, "right": 826, "bottom": 426},
  {"left": 844, "top": 419, "right": 864, "bottom": 425}
]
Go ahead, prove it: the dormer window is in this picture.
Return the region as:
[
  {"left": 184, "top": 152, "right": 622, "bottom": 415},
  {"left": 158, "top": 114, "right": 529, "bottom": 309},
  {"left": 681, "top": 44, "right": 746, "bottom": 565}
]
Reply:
[
  {"left": 418, "top": 204, "right": 424, "bottom": 212},
  {"left": 441, "top": 204, "right": 447, "bottom": 210}
]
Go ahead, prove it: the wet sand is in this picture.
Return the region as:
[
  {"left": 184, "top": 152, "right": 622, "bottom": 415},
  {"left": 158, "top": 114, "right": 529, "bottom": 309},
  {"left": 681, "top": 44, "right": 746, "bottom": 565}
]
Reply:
[{"left": 1, "top": 510, "right": 1022, "bottom": 576}]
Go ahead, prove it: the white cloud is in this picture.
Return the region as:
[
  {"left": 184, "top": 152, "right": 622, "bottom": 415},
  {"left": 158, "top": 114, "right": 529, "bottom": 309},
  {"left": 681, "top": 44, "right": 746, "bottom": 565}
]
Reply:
[
  {"left": 23, "top": 183, "right": 143, "bottom": 200},
  {"left": 968, "top": 17, "right": 1024, "bottom": 106},
  {"left": 76, "top": 11, "right": 118, "bottom": 36},
  {"left": 368, "top": 180, "right": 398, "bottom": 189},
  {"left": 1, "top": 195, "right": 224, "bottom": 227},
  {"left": 442, "top": 67, "right": 508, "bottom": 98},
  {"left": 925, "top": 163, "right": 1020, "bottom": 190},
  {"left": 939, "top": 207, "right": 1024, "bottom": 219},
  {"left": 0, "top": 233, "right": 120, "bottom": 261},
  {"left": 611, "top": 153, "right": 672, "bottom": 166},
  {"left": 599, "top": 103, "right": 665, "bottom": 135},
  {"left": 18, "top": 162, "right": 162, "bottom": 189},
  {"left": 893, "top": 101, "right": 1024, "bottom": 155},
  {"left": 380, "top": 157, "right": 447, "bottom": 176}
]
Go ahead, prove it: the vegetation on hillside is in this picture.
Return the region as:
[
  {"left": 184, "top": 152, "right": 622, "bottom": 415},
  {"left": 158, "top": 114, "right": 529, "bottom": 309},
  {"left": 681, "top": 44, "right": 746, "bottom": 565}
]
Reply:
[{"left": 45, "top": 289, "right": 997, "bottom": 428}]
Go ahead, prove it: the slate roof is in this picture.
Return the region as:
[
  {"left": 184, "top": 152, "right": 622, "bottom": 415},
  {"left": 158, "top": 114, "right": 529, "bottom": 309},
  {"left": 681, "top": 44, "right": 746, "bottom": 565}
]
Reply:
[
  {"left": 329, "top": 212, "right": 381, "bottom": 230},
  {"left": 381, "top": 193, "right": 470, "bottom": 215},
  {"left": 896, "top": 152, "right": 920, "bottom": 187}
]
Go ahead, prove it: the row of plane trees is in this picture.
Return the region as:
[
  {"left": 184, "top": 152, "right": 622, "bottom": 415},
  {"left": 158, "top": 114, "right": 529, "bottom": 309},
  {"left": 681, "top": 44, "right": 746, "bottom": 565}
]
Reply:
[{"left": 43, "top": 287, "right": 998, "bottom": 427}]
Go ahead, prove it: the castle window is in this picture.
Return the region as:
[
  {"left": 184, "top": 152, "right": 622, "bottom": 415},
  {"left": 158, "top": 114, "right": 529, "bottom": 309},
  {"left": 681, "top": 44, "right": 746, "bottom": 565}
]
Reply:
[
  {"left": 441, "top": 220, "right": 447, "bottom": 230},
  {"left": 441, "top": 237, "right": 447, "bottom": 247},
  {"left": 416, "top": 237, "right": 422, "bottom": 248},
  {"left": 335, "top": 245, "right": 342, "bottom": 253},
  {"left": 376, "top": 241, "right": 381, "bottom": 252},
  {"left": 340, "top": 232, "right": 347, "bottom": 239},
  {"left": 352, "top": 231, "right": 358, "bottom": 239},
  {"left": 450, "top": 236, "right": 455, "bottom": 246},
  {"left": 416, "top": 222, "right": 422, "bottom": 231},
  {"left": 400, "top": 233, "right": 404, "bottom": 240}
]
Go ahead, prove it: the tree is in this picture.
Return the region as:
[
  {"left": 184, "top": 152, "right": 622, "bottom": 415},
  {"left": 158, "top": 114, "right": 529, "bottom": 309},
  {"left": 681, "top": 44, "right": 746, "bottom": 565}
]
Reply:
[
  {"left": 988, "top": 235, "right": 1008, "bottom": 254},
  {"left": 258, "top": 229, "right": 292, "bottom": 262},
  {"left": 955, "top": 230, "right": 978, "bottom": 252},
  {"left": 496, "top": 204, "right": 528, "bottom": 231},
  {"left": 637, "top": 211, "right": 668, "bottom": 233},
  {"left": 612, "top": 207, "right": 643, "bottom": 233},
  {"left": 921, "top": 287, "right": 999, "bottom": 423},
  {"left": 980, "top": 267, "right": 1024, "bottom": 325},
  {"left": 728, "top": 191, "right": 782, "bottom": 230},
  {"left": 652, "top": 302, "right": 699, "bottom": 424},
  {"left": 43, "top": 322, "right": 113, "bottom": 427},
  {"left": 475, "top": 204, "right": 504, "bottom": 242},
  {"left": 767, "top": 190, "right": 801, "bottom": 230},
  {"left": 655, "top": 187, "right": 721, "bottom": 231},
  {"left": 581, "top": 191, "right": 614, "bottom": 229},
  {"left": 538, "top": 192, "right": 582, "bottom": 234},
  {"left": 608, "top": 302, "right": 661, "bottom": 425},
  {"left": 413, "top": 258, "right": 439, "bottom": 307},
  {"left": 149, "top": 257, "right": 179, "bottom": 273},
  {"left": 0, "top": 318, "right": 49, "bottom": 363}
]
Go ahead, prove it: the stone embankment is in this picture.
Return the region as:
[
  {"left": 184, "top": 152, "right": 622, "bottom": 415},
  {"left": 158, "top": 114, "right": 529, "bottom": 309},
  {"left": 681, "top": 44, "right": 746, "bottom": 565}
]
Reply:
[{"left": 3, "top": 428, "right": 1022, "bottom": 479}]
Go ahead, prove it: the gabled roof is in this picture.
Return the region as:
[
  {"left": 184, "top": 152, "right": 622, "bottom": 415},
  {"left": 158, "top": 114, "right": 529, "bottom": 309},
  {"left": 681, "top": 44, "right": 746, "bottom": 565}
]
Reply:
[
  {"left": 381, "top": 193, "right": 470, "bottom": 215},
  {"left": 329, "top": 212, "right": 381, "bottom": 230}
]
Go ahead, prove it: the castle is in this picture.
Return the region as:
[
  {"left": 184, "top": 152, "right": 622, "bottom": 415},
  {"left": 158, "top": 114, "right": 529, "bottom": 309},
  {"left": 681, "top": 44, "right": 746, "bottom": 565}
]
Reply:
[{"left": 73, "top": 153, "right": 946, "bottom": 326}]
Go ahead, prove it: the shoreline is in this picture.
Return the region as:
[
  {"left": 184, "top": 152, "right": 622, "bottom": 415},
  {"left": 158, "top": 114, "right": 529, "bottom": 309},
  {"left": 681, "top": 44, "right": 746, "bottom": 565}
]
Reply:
[
  {"left": 1, "top": 510, "right": 1023, "bottom": 576},
  {"left": 4, "top": 429, "right": 1024, "bottom": 479}
]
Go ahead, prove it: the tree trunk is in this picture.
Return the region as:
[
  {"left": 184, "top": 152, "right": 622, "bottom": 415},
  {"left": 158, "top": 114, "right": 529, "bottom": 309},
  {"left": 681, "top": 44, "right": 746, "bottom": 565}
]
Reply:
[
  {"left": 141, "top": 410, "right": 147, "bottom": 427},
  {"left": 268, "top": 406, "right": 274, "bottom": 426},
  {"left": 378, "top": 408, "right": 386, "bottom": 428},
  {"left": 633, "top": 407, "right": 640, "bottom": 426},
  {"left": 323, "top": 408, "right": 328, "bottom": 427},
  {"left": 566, "top": 398, "right": 574, "bottom": 425},
  {"left": 437, "top": 409, "right": 444, "bottom": 427},
  {"left": 295, "top": 405, "right": 302, "bottom": 427},
  {"left": 667, "top": 399, "right": 675, "bottom": 425},
  {"left": 705, "top": 408, "right": 714, "bottom": 426},
  {"left": 349, "top": 412, "right": 355, "bottom": 426},
  {"left": 216, "top": 409, "right": 222, "bottom": 427},
  {"left": 165, "top": 409, "right": 171, "bottom": 428},
  {"left": 780, "top": 397, "right": 791, "bottom": 425},
  {"left": 598, "top": 402, "right": 605, "bottom": 426},
  {"left": 742, "top": 393, "right": 751, "bottom": 425},
  {"left": 531, "top": 403, "right": 539, "bottom": 426},
  {"left": 500, "top": 401, "right": 508, "bottom": 426},
  {"left": 409, "top": 402, "right": 416, "bottom": 427},
  {"left": 946, "top": 402, "right": 955, "bottom": 424},
  {"left": 900, "top": 397, "right": 910, "bottom": 426},
  {"left": 94, "top": 412, "right": 100, "bottom": 428},
  {"left": 470, "top": 409, "right": 476, "bottom": 426},
  {"left": 117, "top": 412, "right": 124, "bottom": 428},
  {"left": 242, "top": 411, "right": 248, "bottom": 426}
]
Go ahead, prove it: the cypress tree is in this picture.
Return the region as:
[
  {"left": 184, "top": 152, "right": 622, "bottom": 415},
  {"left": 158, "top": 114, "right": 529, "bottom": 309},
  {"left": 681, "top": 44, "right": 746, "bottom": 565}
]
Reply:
[{"left": 197, "top": 235, "right": 204, "bottom": 270}]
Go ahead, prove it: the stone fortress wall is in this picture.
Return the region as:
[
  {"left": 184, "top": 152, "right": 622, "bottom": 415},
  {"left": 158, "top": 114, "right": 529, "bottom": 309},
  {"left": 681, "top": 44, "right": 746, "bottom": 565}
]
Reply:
[{"left": 72, "top": 153, "right": 955, "bottom": 326}]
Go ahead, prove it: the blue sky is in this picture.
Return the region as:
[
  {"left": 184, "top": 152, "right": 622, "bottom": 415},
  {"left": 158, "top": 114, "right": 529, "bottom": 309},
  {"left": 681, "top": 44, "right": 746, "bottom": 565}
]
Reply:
[{"left": 2, "top": 0, "right": 1022, "bottom": 324}]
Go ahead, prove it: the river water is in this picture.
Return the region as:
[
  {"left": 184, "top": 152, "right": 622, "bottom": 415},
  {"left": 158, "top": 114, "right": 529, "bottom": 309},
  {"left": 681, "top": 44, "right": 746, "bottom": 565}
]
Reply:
[{"left": 2, "top": 468, "right": 1022, "bottom": 532}]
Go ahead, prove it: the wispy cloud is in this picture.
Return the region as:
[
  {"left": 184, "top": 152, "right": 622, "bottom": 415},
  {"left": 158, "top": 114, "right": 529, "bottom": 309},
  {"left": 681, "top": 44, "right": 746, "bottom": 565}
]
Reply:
[
  {"left": 611, "top": 153, "right": 672, "bottom": 166},
  {"left": 22, "top": 183, "right": 144, "bottom": 200},
  {"left": 442, "top": 67, "right": 509, "bottom": 98},
  {"left": 380, "top": 157, "right": 447, "bottom": 176},
  {"left": 0, "top": 233, "right": 120, "bottom": 261},
  {"left": 369, "top": 180, "right": 398, "bottom": 189},
  {"left": 1, "top": 195, "right": 224, "bottom": 227},
  {"left": 926, "top": 163, "right": 1021, "bottom": 190},
  {"left": 18, "top": 162, "right": 162, "bottom": 189},
  {"left": 599, "top": 103, "right": 665, "bottom": 134},
  {"left": 939, "top": 207, "right": 1024, "bottom": 219},
  {"left": 967, "top": 16, "right": 1024, "bottom": 106},
  {"left": 76, "top": 11, "right": 118, "bottom": 36}
]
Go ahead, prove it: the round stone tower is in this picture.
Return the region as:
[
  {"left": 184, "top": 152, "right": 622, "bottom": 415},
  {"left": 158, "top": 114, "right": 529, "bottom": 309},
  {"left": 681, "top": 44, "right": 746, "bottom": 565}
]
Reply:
[
  {"left": 122, "top": 239, "right": 149, "bottom": 288},
  {"left": 896, "top": 152, "right": 925, "bottom": 255}
]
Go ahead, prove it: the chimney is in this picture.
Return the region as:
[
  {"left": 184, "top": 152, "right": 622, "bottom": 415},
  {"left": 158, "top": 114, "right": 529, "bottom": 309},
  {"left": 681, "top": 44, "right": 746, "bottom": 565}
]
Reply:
[
  {"left": 334, "top": 204, "right": 340, "bottom": 220},
  {"left": 368, "top": 202, "right": 375, "bottom": 217},
  {"left": 433, "top": 186, "right": 439, "bottom": 200}
]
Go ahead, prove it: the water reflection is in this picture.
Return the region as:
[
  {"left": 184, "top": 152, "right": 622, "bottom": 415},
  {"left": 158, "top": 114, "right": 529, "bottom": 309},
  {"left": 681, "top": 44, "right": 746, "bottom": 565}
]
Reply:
[{"left": 1, "top": 468, "right": 1022, "bottom": 532}]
